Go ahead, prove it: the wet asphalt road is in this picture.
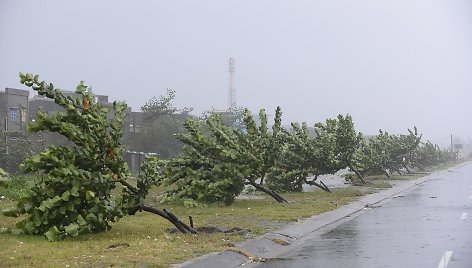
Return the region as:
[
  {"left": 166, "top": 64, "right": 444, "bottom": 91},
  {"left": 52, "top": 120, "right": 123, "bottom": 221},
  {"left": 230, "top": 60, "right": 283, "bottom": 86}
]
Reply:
[{"left": 253, "top": 163, "right": 472, "bottom": 268}]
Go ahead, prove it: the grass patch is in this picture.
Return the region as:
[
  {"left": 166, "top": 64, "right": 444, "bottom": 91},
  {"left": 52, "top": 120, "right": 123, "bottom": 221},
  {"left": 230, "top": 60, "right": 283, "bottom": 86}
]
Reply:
[
  {"left": 429, "top": 160, "right": 468, "bottom": 171},
  {"left": 0, "top": 188, "right": 363, "bottom": 267},
  {"left": 0, "top": 175, "right": 37, "bottom": 200},
  {"left": 366, "top": 181, "right": 392, "bottom": 189}
]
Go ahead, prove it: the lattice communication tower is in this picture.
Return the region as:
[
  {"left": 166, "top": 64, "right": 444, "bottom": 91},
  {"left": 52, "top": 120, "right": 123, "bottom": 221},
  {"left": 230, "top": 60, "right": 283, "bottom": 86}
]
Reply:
[{"left": 228, "top": 57, "right": 236, "bottom": 109}]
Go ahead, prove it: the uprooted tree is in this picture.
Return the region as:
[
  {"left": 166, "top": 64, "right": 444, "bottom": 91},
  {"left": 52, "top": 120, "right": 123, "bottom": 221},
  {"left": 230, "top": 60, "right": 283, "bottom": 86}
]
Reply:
[
  {"left": 2, "top": 73, "right": 196, "bottom": 241},
  {"left": 158, "top": 107, "right": 288, "bottom": 205}
]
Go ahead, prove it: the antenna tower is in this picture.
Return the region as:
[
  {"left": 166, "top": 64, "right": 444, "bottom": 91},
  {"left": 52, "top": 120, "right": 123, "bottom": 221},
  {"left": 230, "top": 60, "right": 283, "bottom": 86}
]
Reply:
[{"left": 228, "top": 57, "right": 236, "bottom": 109}]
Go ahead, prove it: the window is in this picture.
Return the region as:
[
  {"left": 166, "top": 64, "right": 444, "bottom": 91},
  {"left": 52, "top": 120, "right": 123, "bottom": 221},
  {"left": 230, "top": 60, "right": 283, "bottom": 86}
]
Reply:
[{"left": 9, "top": 108, "right": 17, "bottom": 122}]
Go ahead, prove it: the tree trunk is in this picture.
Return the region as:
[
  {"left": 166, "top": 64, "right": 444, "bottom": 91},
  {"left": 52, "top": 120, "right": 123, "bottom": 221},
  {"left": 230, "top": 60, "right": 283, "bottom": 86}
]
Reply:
[
  {"left": 247, "top": 180, "right": 288, "bottom": 203},
  {"left": 140, "top": 205, "right": 198, "bottom": 234},
  {"left": 381, "top": 169, "right": 391, "bottom": 178},
  {"left": 411, "top": 160, "right": 426, "bottom": 171},
  {"left": 348, "top": 164, "right": 367, "bottom": 185},
  {"left": 396, "top": 170, "right": 403, "bottom": 175},
  {"left": 402, "top": 162, "right": 412, "bottom": 174},
  {"left": 305, "top": 179, "right": 332, "bottom": 193}
]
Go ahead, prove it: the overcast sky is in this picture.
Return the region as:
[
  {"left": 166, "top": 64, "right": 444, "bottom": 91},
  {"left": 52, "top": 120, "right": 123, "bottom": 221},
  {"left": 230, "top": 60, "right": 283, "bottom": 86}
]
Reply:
[{"left": 1, "top": 0, "right": 471, "bottom": 144}]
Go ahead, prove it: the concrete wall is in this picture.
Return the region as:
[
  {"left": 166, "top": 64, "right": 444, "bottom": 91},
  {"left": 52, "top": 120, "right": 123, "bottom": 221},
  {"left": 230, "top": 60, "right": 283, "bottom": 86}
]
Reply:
[
  {"left": 123, "top": 151, "right": 159, "bottom": 174},
  {"left": 0, "top": 88, "right": 29, "bottom": 132}
]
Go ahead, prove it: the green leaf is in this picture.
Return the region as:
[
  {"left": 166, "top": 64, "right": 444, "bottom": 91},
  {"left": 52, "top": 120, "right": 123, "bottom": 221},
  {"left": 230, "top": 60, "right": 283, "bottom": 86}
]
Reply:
[
  {"left": 61, "top": 191, "right": 70, "bottom": 201},
  {"left": 86, "top": 191, "right": 95, "bottom": 201},
  {"left": 70, "top": 186, "right": 80, "bottom": 197},
  {"left": 23, "top": 221, "right": 35, "bottom": 234},
  {"left": 64, "top": 223, "right": 79, "bottom": 236},
  {"left": 59, "top": 206, "right": 66, "bottom": 215},
  {"left": 66, "top": 202, "right": 75, "bottom": 212},
  {"left": 77, "top": 215, "right": 86, "bottom": 226},
  {"left": 33, "top": 213, "right": 41, "bottom": 226},
  {"left": 45, "top": 226, "right": 61, "bottom": 241}
]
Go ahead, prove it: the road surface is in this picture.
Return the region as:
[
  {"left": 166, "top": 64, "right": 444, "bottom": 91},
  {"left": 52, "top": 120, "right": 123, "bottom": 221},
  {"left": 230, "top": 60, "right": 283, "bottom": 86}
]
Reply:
[{"left": 252, "top": 162, "right": 472, "bottom": 268}]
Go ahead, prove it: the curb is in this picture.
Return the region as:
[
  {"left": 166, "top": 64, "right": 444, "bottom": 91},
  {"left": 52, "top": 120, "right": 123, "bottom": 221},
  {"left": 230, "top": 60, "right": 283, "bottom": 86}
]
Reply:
[{"left": 176, "top": 165, "right": 462, "bottom": 268}]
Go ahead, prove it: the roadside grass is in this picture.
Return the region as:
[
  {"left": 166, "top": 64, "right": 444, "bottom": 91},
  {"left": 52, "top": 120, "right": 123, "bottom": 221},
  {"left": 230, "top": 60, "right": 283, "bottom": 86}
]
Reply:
[
  {"left": 365, "top": 181, "right": 392, "bottom": 189},
  {"left": 430, "top": 160, "right": 467, "bottom": 171},
  {"left": 0, "top": 188, "right": 363, "bottom": 267}
]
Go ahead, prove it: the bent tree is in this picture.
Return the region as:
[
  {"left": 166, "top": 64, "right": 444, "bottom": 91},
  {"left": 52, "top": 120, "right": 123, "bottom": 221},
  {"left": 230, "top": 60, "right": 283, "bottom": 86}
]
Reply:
[
  {"left": 2, "top": 73, "right": 195, "bottom": 241},
  {"left": 331, "top": 115, "right": 366, "bottom": 184},
  {"left": 354, "top": 127, "right": 423, "bottom": 178},
  {"left": 396, "top": 127, "right": 424, "bottom": 172},
  {"left": 415, "top": 140, "right": 456, "bottom": 167},
  {"left": 161, "top": 107, "right": 288, "bottom": 205},
  {"left": 269, "top": 114, "right": 365, "bottom": 192},
  {"left": 268, "top": 121, "right": 337, "bottom": 192},
  {"left": 354, "top": 130, "right": 392, "bottom": 177}
]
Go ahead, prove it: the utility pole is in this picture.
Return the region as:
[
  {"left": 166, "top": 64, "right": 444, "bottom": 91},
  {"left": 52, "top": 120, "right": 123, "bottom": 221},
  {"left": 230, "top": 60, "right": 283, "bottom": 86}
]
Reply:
[
  {"left": 451, "top": 134, "right": 453, "bottom": 152},
  {"left": 228, "top": 57, "right": 236, "bottom": 109}
]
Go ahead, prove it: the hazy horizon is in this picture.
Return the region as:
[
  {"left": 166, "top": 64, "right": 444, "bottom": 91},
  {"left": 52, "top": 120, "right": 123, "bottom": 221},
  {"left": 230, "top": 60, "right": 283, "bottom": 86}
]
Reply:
[{"left": 1, "top": 0, "right": 471, "bottom": 146}]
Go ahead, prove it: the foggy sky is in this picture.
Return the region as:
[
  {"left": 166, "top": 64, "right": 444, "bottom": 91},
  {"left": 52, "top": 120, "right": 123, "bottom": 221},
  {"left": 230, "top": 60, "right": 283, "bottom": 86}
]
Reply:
[{"left": 1, "top": 0, "right": 472, "bottom": 145}]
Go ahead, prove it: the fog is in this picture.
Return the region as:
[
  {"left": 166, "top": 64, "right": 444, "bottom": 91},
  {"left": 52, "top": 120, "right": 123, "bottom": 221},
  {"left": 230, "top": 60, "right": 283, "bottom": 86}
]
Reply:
[{"left": 1, "top": 0, "right": 471, "bottom": 145}]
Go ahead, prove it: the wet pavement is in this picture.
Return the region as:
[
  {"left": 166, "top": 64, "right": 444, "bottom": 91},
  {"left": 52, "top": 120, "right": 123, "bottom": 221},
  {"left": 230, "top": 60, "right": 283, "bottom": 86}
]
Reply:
[{"left": 251, "top": 163, "right": 472, "bottom": 268}]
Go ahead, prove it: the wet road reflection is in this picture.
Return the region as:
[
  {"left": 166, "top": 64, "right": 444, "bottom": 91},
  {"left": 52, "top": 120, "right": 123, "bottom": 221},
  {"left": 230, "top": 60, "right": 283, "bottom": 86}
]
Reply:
[{"left": 253, "top": 163, "right": 472, "bottom": 267}]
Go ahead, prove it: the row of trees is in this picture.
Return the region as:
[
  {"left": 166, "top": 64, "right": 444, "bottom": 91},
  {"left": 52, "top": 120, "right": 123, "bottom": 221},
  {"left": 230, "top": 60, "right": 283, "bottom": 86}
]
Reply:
[
  {"left": 151, "top": 110, "right": 457, "bottom": 205},
  {"left": 2, "top": 73, "right": 459, "bottom": 241}
]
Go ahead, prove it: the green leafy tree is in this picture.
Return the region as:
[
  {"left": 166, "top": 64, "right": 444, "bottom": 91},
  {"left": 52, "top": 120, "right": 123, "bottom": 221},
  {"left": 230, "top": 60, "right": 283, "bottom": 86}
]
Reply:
[
  {"left": 162, "top": 116, "right": 246, "bottom": 206},
  {"left": 354, "top": 127, "right": 423, "bottom": 178},
  {"left": 160, "top": 107, "right": 287, "bottom": 205},
  {"left": 416, "top": 141, "right": 441, "bottom": 167},
  {"left": 140, "top": 89, "right": 193, "bottom": 125},
  {"left": 200, "top": 106, "right": 246, "bottom": 130},
  {"left": 269, "top": 114, "right": 365, "bottom": 192},
  {"left": 354, "top": 130, "right": 392, "bottom": 177},
  {"left": 124, "top": 89, "right": 192, "bottom": 158},
  {"left": 2, "top": 73, "right": 195, "bottom": 241},
  {"left": 416, "top": 141, "right": 457, "bottom": 166},
  {"left": 267, "top": 121, "right": 331, "bottom": 192},
  {"left": 331, "top": 115, "right": 366, "bottom": 184},
  {"left": 392, "top": 127, "right": 423, "bottom": 172}
]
